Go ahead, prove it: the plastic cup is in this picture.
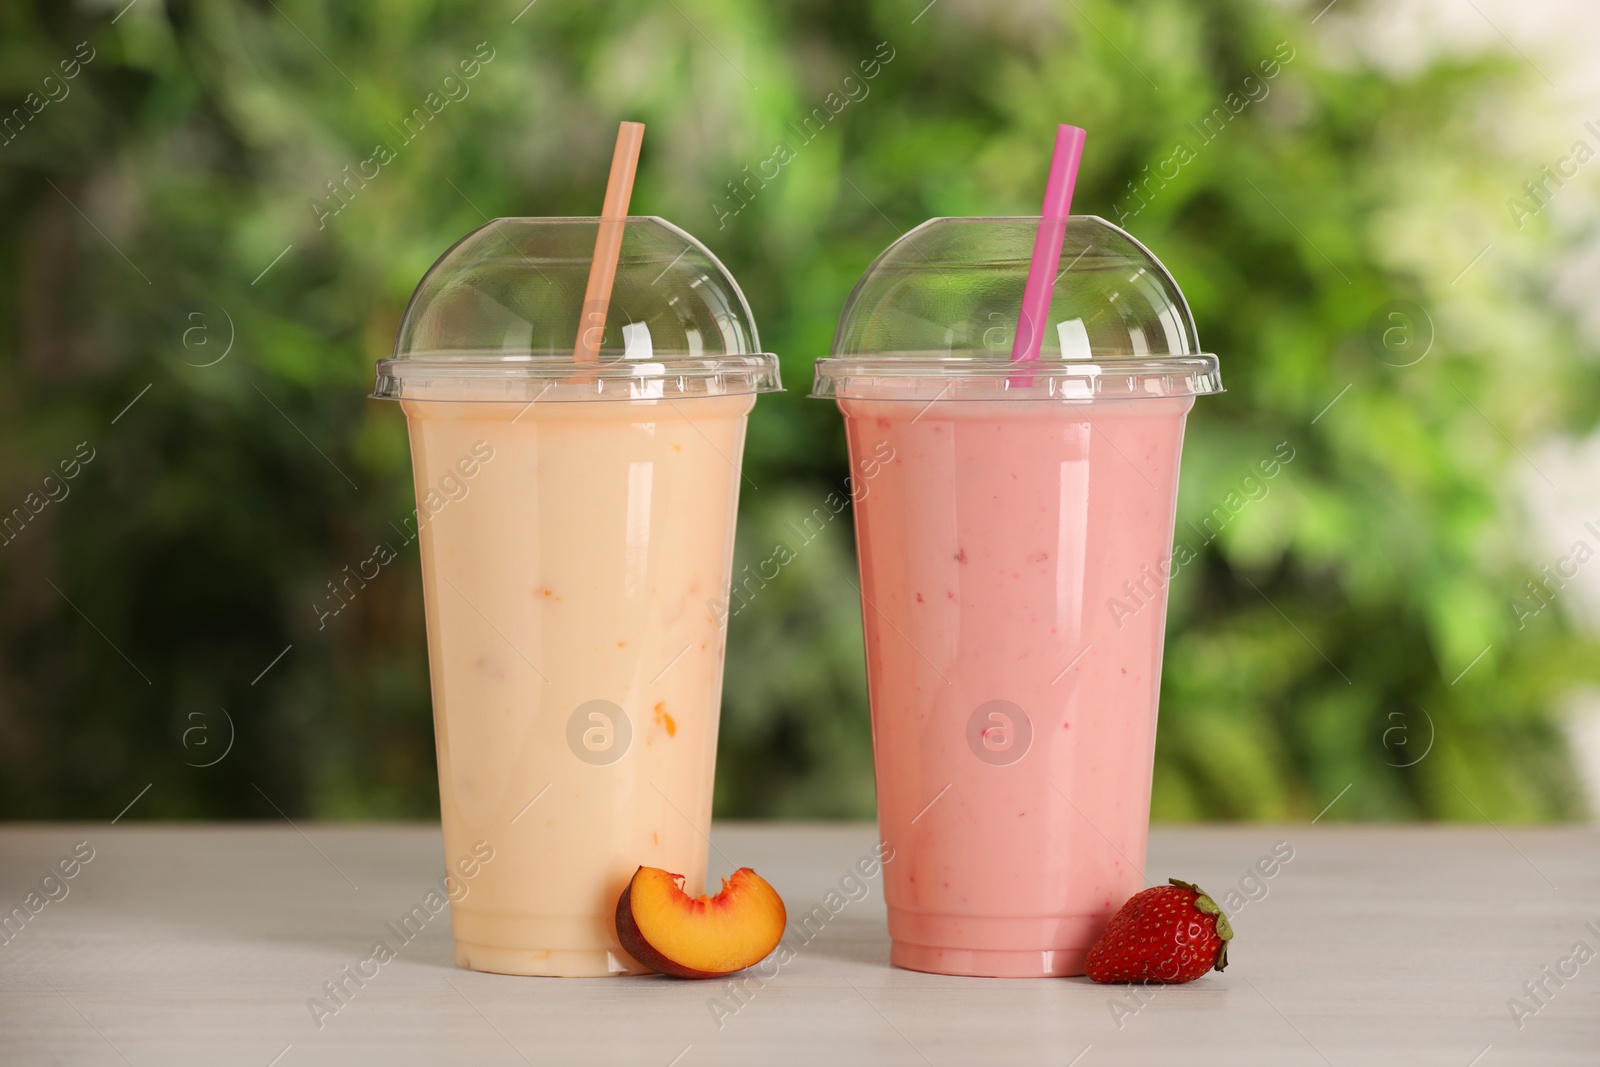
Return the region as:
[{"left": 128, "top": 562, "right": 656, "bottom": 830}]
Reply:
[
  {"left": 813, "top": 216, "right": 1221, "bottom": 977},
  {"left": 375, "top": 217, "right": 781, "bottom": 976}
]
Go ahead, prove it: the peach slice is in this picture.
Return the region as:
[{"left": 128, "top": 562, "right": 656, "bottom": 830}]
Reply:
[{"left": 614, "top": 866, "right": 787, "bottom": 979}]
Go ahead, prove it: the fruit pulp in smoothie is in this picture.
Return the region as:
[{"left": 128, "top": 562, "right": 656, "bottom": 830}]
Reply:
[
  {"left": 401, "top": 394, "right": 753, "bottom": 977},
  {"left": 839, "top": 394, "right": 1192, "bottom": 978}
]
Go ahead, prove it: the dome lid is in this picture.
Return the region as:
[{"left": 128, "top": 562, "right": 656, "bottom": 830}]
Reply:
[
  {"left": 377, "top": 216, "right": 781, "bottom": 402},
  {"left": 813, "top": 215, "right": 1220, "bottom": 401}
]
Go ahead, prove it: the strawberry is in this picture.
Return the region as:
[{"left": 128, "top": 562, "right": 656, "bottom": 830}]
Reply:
[{"left": 1084, "top": 878, "right": 1232, "bottom": 984}]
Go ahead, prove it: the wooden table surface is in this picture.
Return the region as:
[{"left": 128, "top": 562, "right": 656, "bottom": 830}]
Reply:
[{"left": 0, "top": 823, "right": 1595, "bottom": 1065}]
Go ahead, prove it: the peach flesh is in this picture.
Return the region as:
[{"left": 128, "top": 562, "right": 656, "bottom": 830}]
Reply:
[{"left": 614, "top": 866, "right": 786, "bottom": 979}]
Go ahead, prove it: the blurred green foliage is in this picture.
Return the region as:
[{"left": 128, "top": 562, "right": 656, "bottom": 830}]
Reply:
[{"left": 0, "top": 0, "right": 1595, "bottom": 822}]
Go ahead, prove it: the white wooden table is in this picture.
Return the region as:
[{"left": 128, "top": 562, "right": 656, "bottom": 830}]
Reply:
[{"left": 0, "top": 823, "right": 1595, "bottom": 1065}]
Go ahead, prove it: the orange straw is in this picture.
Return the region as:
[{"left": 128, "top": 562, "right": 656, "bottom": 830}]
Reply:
[{"left": 573, "top": 121, "right": 645, "bottom": 364}]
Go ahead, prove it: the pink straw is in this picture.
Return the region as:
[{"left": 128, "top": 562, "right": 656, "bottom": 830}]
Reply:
[
  {"left": 1009, "top": 124, "right": 1086, "bottom": 364},
  {"left": 573, "top": 121, "right": 645, "bottom": 365}
]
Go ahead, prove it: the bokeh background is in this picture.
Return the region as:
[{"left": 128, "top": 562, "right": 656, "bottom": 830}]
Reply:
[{"left": 3, "top": 0, "right": 1599, "bottom": 823}]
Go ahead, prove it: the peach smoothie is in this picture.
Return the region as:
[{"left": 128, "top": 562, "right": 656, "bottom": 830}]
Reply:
[
  {"left": 839, "top": 394, "right": 1193, "bottom": 978},
  {"left": 401, "top": 395, "right": 752, "bottom": 977}
]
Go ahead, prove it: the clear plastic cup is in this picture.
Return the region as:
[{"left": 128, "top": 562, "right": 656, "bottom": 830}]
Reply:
[
  {"left": 813, "top": 216, "right": 1221, "bottom": 977},
  {"left": 375, "top": 217, "right": 781, "bottom": 976}
]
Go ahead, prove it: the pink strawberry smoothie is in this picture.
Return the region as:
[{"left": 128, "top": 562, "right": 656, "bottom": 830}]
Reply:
[{"left": 839, "top": 393, "right": 1193, "bottom": 978}]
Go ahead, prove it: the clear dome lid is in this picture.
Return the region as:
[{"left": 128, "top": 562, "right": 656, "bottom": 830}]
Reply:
[
  {"left": 376, "top": 216, "right": 782, "bottom": 402},
  {"left": 812, "top": 216, "right": 1221, "bottom": 401}
]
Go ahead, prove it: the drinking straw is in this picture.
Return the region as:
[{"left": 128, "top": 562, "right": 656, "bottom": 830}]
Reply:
[
  {"left": 1009, "top": 124, "right": 1087, "bottom": 364},
  {"left": 573, "top": 120, "right": 645, "bottom": 364}
]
